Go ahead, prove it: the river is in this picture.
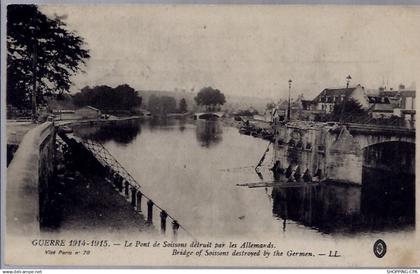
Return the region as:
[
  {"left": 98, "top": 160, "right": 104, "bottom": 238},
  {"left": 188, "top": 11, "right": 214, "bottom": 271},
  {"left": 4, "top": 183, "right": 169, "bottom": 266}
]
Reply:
[{"left": 73, "top": 118, "right": 415, "bottom": 240}]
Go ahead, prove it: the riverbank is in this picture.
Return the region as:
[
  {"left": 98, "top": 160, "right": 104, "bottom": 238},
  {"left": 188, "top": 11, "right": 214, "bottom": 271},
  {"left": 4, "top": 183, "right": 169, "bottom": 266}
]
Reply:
[{"left": 56, "top": 115, "right": 142, "bottom": 127}]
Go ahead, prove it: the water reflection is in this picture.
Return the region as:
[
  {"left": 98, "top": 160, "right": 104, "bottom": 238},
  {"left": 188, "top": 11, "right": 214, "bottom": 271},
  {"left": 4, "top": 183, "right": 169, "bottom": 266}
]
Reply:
[
  {"left": 148, "top": 117, "right": 177, "bottom": 130},
  {"left": 360, "top": 168, "right": 415, "bottom": 230},
  {"left": 272, "top": 169, "right": 415, "bottom": 234},
  {"left": 178, "top": 118, "right": 187, "bottom": 132},
  {"left": 195, "top": 120, "right": 223, "bottom": 148},
  {"left": 72, "top": 120, "right": 141, "bottom": 144}
]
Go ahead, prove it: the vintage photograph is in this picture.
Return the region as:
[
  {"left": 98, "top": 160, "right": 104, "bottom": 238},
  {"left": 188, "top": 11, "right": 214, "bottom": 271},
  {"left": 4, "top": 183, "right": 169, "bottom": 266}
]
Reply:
[{"left": 2, "top": 3, "right": 418, "bottom": 267}]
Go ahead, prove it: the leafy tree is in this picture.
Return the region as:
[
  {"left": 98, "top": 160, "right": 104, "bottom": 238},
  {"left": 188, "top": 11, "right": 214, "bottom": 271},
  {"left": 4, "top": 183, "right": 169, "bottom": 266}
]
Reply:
[
  {"left": 179, "top": 98, "right": 188, "bottom": 113},
  {"left": 73, "top": 84, "right": 142, "bottom": 110},
  {"left": 160, "top": 96, "right": 177, "bottom": 114},
  {"left": 194, "top": 87, "right": 226, "bottom": 111},
  {"left": 332, "top": 98, "right": 365, "bottom": 116},
  {"left": 7, "top": 5, "right": 90, "bottom": 109},
  {"left": 147, "top": 95, "right": 177, "bottom": 116},
  {"left": 330, "top": 98, "right": 368, "bottom": 122},
  {"left": 148, "top": 95, "right": 161, "bottom": 115},
  {"left": 266, "top": 102, "right": 276, "bottom": 109}
]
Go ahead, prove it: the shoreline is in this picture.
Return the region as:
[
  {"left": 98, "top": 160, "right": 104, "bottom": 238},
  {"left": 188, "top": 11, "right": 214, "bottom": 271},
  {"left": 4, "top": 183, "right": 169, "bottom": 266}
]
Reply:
[{"left": 55, "top": 115, "right": 142, "bottom": 127}]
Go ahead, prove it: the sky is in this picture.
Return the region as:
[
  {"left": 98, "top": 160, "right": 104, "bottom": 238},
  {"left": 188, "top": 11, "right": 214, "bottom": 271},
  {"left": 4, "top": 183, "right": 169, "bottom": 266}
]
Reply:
[{"left": 41, "top": 5, "right": 419, "bottom": 100}]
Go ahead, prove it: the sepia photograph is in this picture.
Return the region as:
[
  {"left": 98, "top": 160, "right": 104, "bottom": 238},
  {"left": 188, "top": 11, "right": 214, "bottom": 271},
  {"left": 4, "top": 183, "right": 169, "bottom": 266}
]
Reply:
[{"left": 2, "top": 2, "right": 419, "bottom": 268}]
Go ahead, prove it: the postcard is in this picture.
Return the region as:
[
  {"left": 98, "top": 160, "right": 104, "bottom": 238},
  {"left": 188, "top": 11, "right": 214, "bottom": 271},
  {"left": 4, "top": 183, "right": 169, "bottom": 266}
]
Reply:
[{"left": 2, "top": 3, "right": 419, "bottom": 268}]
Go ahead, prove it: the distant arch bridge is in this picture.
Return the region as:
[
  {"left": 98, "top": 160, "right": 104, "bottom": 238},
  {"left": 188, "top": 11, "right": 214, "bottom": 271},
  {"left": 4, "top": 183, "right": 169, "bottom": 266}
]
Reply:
[{"left": 193, "top": 112, "right": 225, "bottom": 120}]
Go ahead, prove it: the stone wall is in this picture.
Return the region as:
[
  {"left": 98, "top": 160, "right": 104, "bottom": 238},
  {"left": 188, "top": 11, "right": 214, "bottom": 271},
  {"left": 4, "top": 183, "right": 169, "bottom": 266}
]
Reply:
[
  {"left": 273, "top": 122, "right": 415, "bottom": 185},
  {"left": 326, "top": 127, "right": 363, "bottom": 184},
  {"left": 273, "top": 124, "right": 332, "bottom": 183},
  {"left": 6, "top": 122, "right": 56, "bottom": 235}
]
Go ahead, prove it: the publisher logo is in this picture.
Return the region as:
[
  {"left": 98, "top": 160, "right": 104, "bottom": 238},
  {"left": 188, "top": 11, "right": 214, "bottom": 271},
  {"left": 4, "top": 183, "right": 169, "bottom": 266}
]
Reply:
[{"left": 373, "top": 239, "right": 387, "bottom": 258}]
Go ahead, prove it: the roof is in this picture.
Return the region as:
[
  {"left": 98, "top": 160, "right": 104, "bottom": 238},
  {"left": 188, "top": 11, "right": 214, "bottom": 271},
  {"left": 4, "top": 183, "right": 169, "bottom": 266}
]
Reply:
[
  {"left": 312, "top": 87, "right": 357, "bottom": 103},
  {"left": 379, "top": 90, "right": 398, "bottom": 97},
  {"left": 378, "top": 89, "right": 415, "bottom": 98},
  {"left": 367, "top": 96, "right": 390, "bottom": 104},
  {"left": 399, "top": 90, "right": 416, "bottom": 98}
]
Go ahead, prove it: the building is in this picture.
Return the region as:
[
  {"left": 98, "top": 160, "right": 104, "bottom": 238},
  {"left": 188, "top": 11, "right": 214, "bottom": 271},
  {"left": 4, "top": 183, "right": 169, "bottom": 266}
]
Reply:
[
  {"left": 367, "top": 96, "right": 394, "bottom": 118},
  {"left": 289, "top": 94, "right": 320, "bottom": 120},
  {"left": 399, "top": 90, "right": 416, "bottom": 110},
  {"left": 274, "top": 95, "right": 322, "bottom": 121},
  {"left": 74, "top": 106, "right": 101, "bottom": 119},
  {"left": 312, "top": 84, "right": 369, "bottom": 114},
  {"left": 393, "top": 90, "right": 416, "bottom": 125},
  {"left": 52, "top": 109, "right": 77, "bottom": 120},
  {"left": 375, "top": 87, "right": 416, "bottom": 123}
]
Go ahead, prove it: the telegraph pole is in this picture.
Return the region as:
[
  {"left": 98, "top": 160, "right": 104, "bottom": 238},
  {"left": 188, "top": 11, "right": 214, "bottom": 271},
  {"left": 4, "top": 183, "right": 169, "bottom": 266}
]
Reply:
[
  {"left": 339, "top": 75, "right": 352, "bottom": 123},
  {"left": 346, "top": 75, "right": 351, "bottom": 89}
]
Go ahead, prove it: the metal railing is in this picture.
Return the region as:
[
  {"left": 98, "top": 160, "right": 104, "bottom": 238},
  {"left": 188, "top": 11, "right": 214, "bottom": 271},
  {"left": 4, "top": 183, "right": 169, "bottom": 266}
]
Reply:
[{"left": 74, "top": 137, "right": 196, "bottom": 240}]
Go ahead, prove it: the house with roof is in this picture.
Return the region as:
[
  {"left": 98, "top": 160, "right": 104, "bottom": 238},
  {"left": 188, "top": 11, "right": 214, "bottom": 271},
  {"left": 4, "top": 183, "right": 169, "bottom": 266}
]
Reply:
[
  {"left": 312, "top": 84, "right": 369, "bottom": 114},
  {"left": 392, "top": 89, "right": 416, "bottom": 124},
  {"left": 367, "top": 96, "right": 395, "bottom": 118},
  {"left": 74, "top": 105, "right": 102, "bottom": 119},
  {"left": 374, "top": 86, "right": 415, "bottom": 122},
  {"left": 274, "top": 94, "right": 321, "bottom": 121},
  {"left": 399, "top": 90, "right": 416, "bottom": 110}
]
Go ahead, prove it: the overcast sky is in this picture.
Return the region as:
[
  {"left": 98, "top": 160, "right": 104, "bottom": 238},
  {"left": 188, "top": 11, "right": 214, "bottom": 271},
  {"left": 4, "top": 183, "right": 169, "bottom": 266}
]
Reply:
[{"left": 41, "top": 5, "right": 419, "bottom": 100}]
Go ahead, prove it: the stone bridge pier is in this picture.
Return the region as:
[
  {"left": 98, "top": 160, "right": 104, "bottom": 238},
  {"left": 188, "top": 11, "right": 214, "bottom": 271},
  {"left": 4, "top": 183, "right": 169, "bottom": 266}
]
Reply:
[{"left": 273, "top": 122, "right": 415, "bottom": 185}]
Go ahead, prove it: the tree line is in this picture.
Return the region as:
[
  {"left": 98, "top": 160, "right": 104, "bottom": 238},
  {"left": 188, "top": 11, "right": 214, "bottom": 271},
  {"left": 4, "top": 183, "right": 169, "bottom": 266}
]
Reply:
[
  {"left": 148, "top": 95, "right": 188, "bottom": 115},
  {"left": 73, "top": 85, "right": 142, "bottom": 110}
]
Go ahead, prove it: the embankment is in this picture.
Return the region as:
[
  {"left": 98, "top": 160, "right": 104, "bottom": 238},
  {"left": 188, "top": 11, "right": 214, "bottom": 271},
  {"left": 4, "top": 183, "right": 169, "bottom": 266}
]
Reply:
[{"left": 6, "top": 122, "right": 56, "bottom": 235}]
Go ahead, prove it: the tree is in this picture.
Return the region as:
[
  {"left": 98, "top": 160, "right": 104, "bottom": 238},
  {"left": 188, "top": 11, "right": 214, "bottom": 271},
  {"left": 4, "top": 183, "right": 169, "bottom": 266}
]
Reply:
[
  {"left": 148, "top": 95, "right": 161, "bottom": 115},
  {"left": 7, "top": 5, "right": 90, "bottom": 109},
  {"left": 330, "top": 98, "right": 368, "bottom": 122},
  {"left": 179, "top": 98, "right": 188, "bottom": 113},
  {"left": 160, "top": 96, "right": 177, "bottom": 114},
  {"left": 73, "top": 84, "right": 142, "bottom": 110},
  {"left": 194, "top": 87, "right": 226, "bottom": 111},
  {"left": 147, "top": 95, "right": 177, "bottom": 116},
  {"left": 266, "top": 102, "right": 276, "bottom": 110}
]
